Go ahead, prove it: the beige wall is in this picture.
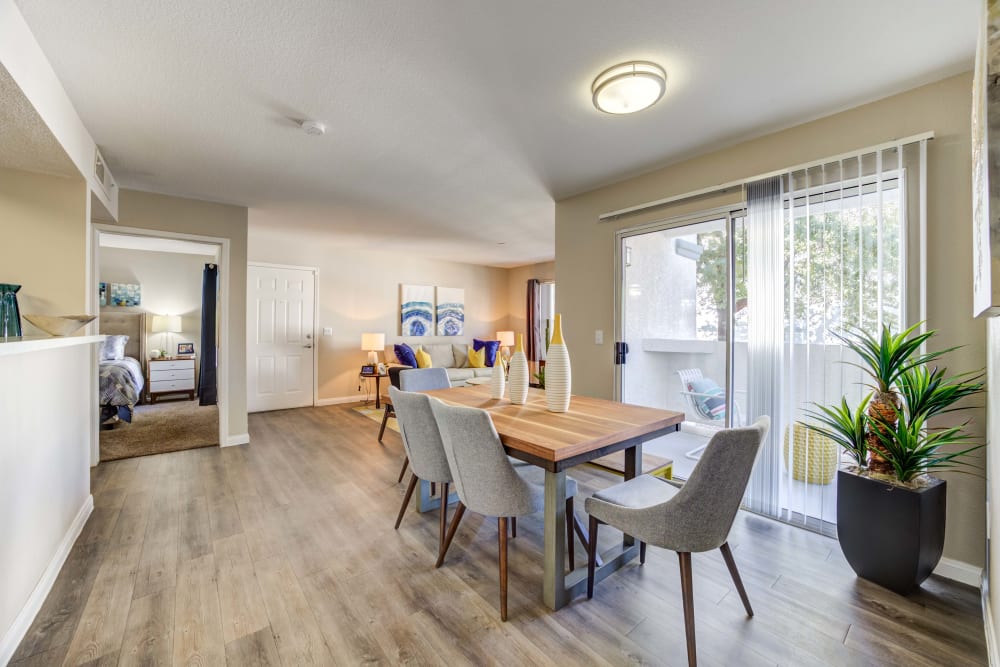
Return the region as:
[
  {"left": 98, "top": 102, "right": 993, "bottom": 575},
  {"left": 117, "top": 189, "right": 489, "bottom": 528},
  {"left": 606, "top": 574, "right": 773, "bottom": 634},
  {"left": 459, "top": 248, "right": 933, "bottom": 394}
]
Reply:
[
  {"left": 988, "top": 318, "right": 1000, "bottom": 651},
  {"left": 100, "top": 247, "right": 215, "bottom": 358},
  {"left": 0, "top": 167, "right": 87, "bottom": 322},
  {"left": 108, "top": 189, "right": 248, "bottom": 439},
  {"left": 556, "top": 72, "right": 986, "bottom": 568},
  {"left": 247, "top": 230, "right": 511, "bottom": 401}
]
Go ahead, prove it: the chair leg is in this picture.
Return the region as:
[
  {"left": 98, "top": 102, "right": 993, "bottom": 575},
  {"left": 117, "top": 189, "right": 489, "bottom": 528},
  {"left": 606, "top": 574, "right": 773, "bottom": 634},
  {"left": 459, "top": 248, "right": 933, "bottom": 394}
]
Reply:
[
  {"left": 436, "top": 501, "right": 466, "bottom": 568},
  {"left": 587, "top": 515, "right": 599, "bottom": 599},
  {"left": 394, "top": 474, "right": 419, "bottom": 530},
  {"left": 438, "top": 482, "right": 450, "bottom": 561},
  {"left": 678, "top": 552, "right": 697, "bottom": 667},
  {"left": 573, "top": 513, "right": 603, "bottom": 567},
  {"left": 565, "top": 497, "right": 575, "bottom": 570},
  {"left": 431, "top": 482, "right": 436, "bottom": 497},
  {"left": 640, "top": 542, "right": 647, "bottom": 565},
  {"left": 396, "top": 457, "right": 409, "bottom": 483},
  {"left": 378, "top": 405, "right": 393, "bottom": 442},
  {"left": 498, "top": 516, "right": 509, "bottom": 622},
  {"left": 720, "top": 542, "right": 753, "bottom": 617},
  {"left": 510, "top": 516, "right": 517, "bottom": 538}
]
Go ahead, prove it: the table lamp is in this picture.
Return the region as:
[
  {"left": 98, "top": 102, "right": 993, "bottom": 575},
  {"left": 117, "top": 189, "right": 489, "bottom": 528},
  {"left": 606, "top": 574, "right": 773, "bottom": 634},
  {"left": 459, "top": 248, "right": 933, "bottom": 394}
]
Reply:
[
  {"left": 496, "top": 330, "right": 515, "bottom": 362},
  {"left": 152, "top": 314, "right": 182, "bottom": 355},
  {"left": 361, "top": 332, "right": 385, "bottom": 365}
]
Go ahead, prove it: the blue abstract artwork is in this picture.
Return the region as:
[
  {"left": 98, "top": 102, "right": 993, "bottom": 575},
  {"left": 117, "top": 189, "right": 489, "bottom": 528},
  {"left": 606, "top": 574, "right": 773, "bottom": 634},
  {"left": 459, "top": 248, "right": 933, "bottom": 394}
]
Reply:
[
  {"left": 436, "top": 287, "right": 464, "bottom": 336},
  {"left": 401, "top": 284, "right": 434, "bottom": 336}
]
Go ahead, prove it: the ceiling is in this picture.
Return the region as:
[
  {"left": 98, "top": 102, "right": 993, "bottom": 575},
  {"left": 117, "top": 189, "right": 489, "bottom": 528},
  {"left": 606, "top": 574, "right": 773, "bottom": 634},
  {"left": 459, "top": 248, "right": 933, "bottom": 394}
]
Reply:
[
  {"left": 0, "top": 62, "right": 77, "bottom": 178},
  {"left": 15, "top": 1, "right": 978, "bottom": 267}
]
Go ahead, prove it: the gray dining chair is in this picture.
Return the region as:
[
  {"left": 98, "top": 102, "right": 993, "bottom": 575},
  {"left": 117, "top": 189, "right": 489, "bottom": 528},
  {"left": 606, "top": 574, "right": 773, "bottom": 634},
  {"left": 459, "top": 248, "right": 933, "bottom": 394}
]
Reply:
[
  {"left": 429, "top": 399, "right": 591, "bottom": 621},
  {"left": 389, "top": 386, "right": 454, "bottom": 563},
  {"left": 585, "top": 416, "right": 769, "bottom": 667},
  {"left": 377, "top": 366, "right": 408, "bottom": 442},
  {"left": 395, "top": 368, "right": 451, "bottom": 483}
]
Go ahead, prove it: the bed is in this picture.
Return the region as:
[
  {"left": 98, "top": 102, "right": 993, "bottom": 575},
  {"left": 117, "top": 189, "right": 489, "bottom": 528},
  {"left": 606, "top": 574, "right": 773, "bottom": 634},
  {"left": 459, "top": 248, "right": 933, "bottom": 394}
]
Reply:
[{"left": 99, "top": 313, "right": 147, "bottom": 425}]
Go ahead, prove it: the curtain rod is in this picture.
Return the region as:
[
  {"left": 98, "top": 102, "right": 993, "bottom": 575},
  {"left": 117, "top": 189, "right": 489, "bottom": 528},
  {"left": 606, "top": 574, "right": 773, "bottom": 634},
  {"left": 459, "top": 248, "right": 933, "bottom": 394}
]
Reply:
[{"left": 598, "top": 131, "right": 935, "bottom": 221}]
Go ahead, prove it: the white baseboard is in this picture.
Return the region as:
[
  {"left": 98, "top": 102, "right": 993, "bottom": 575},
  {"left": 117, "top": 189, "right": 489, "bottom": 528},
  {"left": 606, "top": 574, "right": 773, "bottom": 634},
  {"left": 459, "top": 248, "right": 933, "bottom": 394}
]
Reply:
[
  {"left": 934, "top": 556, "right": 982, "bottom": 588},
  {"left": 223, "top": 433, "right": 250, "bottom": 447},
  {"left": 985, "top": 589, "right": 998, "bottom": 667},
  {"left": 315, "top": 396, "right": 366, "bottom": 407},
  {"left": 0, "top": 494, "right": 93, "bottom": 666}
]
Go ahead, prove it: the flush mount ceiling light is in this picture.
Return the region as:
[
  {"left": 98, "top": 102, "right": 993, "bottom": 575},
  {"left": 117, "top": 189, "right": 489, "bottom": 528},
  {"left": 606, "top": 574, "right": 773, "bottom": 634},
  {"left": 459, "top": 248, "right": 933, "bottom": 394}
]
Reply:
[
  {"left": 301, "top": 120, "right": 326, "bottom": 136},
  {"left": 591, "top": 61, "right": 666, "bottom": 114}
]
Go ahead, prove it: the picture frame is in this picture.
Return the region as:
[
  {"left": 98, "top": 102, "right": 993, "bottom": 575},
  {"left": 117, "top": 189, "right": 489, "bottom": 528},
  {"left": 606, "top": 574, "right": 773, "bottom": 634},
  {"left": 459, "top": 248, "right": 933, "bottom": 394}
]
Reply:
[
  {"left": 177, "top": 342, "right": 195, "bottom": 355},
  {"left": 361, "top": 364, "right": 376, "bottom": 375}
]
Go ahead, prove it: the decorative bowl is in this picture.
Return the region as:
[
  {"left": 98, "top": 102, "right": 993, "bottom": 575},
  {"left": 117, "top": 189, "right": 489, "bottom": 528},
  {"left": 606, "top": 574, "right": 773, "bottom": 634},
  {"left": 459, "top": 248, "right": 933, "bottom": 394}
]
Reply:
[{"left": 23, "top": 314, "right": 97, "bottom": 336}]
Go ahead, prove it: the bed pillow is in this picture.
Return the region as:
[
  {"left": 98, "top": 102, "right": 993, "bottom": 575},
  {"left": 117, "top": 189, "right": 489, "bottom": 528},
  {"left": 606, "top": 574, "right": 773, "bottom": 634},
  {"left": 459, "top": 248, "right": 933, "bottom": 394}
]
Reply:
[
  {"left": 100, "top": 335, "right": 129, "bottom": 361},
  {"left": 473, "top": 338, "right": 500, "bottom": 367},
  {"left": 394, "top": 343, "right": 417, "bottom": 368},
  {"left": 687, "top": 377, "right": 726, "bottom": 421}
]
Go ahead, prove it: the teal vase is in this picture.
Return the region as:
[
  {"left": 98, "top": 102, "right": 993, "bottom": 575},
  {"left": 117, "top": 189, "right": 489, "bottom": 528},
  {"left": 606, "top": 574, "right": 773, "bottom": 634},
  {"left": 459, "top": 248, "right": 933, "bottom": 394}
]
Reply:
[{"left": 0, "top": 284, "right": 22, "bottom": 338}]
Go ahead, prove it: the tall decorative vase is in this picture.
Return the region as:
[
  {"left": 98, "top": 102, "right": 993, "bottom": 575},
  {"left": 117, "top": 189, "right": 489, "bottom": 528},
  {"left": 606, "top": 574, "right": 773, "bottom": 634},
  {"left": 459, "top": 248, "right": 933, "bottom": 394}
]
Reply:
[
  {"left": 0, "top": 283, "right": 23, "bottom": 339},
  {"left": 545, "top": 313, "right": 571, "bottom": 413},
  {"left": 508, "top": 333, "right": 529, "bottom": 405},
  {"left": 489, "top": 349, "right": 506, "bottom": 399}
]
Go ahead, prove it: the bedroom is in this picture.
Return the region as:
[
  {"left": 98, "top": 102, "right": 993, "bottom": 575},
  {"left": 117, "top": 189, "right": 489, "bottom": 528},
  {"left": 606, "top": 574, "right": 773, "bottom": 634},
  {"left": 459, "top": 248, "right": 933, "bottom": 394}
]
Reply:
[{"left": 96, "top": 231, "right": 221, "bottom": 461}]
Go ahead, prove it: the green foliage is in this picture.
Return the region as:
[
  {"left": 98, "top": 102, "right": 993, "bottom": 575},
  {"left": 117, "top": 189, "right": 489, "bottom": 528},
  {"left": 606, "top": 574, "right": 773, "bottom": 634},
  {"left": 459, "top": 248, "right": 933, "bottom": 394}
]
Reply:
[
  {"left": 803, "top": 395, "right": 870, "bottom": 467},
  {"left": 832, "top": 322, "right": 956, "bottom": 394},
  {"left": 801, "top": 324, "right": 983, "bottom": 484}
]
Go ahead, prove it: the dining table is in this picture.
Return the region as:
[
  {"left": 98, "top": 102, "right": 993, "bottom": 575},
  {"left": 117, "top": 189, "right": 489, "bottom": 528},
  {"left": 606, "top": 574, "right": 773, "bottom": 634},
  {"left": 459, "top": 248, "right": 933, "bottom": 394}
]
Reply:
[{"left": 408, "top": 384, "right": 684, "bottom": 610}]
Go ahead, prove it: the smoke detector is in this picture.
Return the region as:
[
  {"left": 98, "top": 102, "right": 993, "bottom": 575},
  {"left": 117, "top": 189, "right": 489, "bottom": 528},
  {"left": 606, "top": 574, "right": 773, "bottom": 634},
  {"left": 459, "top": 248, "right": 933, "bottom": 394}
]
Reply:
[{"left": 301, "top": 120, "right": 326, "bottom": 136}]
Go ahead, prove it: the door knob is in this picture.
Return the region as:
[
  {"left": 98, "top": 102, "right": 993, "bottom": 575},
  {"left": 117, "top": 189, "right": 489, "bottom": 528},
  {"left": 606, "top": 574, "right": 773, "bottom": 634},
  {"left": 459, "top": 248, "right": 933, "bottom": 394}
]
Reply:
[{"left": 304, "top": 344, "right": 313, "bottom": 349}]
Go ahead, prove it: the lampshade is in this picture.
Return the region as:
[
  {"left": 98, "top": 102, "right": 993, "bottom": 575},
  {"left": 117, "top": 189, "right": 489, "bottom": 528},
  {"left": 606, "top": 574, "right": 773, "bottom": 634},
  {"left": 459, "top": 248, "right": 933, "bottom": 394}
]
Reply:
[
  {"left": 152, "top": 314, "right": 182, "bottom": 333},
  {"left": 592, "top": 61, "right": 666, "bottom": 115},
  {"left": 496, "top": 331, "right": 515, "bottom": 347},
  {"left": 361, "top": 333, "right": 385, "bottom": 351}
]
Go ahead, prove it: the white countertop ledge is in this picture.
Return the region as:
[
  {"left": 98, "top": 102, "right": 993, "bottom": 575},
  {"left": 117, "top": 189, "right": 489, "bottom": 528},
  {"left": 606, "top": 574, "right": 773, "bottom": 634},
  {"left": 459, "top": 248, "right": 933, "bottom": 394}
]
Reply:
[{"left": 0, "top": 334, "right": 106, "bottom": 357}]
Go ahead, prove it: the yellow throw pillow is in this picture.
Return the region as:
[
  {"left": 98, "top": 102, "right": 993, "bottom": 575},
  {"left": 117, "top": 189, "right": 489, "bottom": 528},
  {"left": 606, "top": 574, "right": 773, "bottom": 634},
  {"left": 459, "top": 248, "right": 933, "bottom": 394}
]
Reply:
[
  {"left": 415, "top": 347, "right": 433, "bottom": 369},
  {"left": 467, "top": 346, "right": 485, "bottom": 368}
]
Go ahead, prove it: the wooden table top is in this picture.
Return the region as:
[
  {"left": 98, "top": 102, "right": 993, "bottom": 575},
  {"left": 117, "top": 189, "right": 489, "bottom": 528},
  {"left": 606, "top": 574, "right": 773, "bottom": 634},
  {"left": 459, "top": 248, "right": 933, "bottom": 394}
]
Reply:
[{"left": 416, "top": 385, "right": 684, "bottom": 468}]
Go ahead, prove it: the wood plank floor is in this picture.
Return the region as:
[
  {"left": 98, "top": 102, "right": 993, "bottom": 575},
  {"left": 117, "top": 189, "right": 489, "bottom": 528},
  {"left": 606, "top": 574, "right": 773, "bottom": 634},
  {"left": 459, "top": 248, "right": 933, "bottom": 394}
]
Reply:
[{"left": 11, "top": 404, "right": 986, "bottom": 666}]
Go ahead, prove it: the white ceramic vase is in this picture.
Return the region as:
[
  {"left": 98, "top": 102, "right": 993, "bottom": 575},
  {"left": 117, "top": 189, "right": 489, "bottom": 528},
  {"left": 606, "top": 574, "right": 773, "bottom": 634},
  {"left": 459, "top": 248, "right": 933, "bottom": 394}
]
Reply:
[
  {"left": 508, "top": 334, "right": 529, "bottom": 405},
  {"left": 489, "top": 353, "right": 506, "bottom": 399},
  {"left": 545, "top": 313, "right": 571, "bottom": 413}
]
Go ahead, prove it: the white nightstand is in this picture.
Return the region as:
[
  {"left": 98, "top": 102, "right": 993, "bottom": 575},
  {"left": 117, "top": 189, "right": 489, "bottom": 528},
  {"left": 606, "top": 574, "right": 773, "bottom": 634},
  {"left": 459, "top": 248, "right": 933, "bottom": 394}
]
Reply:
[{"left": 148, "top": 356, "right": 196, "bottom": 403}]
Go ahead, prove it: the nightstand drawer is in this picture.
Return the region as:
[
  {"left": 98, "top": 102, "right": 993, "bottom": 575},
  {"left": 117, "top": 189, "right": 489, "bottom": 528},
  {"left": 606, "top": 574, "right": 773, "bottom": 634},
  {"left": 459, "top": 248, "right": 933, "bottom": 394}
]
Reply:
[
  {"left": 151, "top": 359, "right": 194, "bottom": 371},
  {"left": 150, "top": 379, "right": 194, "bottom": 393},
  {"left": 151, "top": 369, "right": 194, "bottom": 382}
]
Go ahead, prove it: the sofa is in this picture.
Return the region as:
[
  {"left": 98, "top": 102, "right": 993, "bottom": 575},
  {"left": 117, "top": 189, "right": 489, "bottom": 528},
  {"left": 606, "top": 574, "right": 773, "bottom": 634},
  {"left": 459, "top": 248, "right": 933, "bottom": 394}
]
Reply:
[{"left": 387, "top": 342, "right": 496, "bottom": 384}]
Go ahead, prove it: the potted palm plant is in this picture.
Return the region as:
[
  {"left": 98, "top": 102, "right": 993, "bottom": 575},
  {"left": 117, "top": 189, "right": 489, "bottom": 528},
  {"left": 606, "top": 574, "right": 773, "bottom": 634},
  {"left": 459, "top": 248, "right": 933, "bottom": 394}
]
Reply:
[{"left": 803, "top": 323, "right": 982, "bottom": 594}]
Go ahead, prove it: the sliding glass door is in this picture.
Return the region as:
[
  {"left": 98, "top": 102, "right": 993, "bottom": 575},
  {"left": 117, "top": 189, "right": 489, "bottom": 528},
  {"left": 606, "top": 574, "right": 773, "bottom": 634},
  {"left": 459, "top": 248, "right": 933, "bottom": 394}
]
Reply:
[{"left": 615, "top": 142, "right": 919, "bottom": 536}]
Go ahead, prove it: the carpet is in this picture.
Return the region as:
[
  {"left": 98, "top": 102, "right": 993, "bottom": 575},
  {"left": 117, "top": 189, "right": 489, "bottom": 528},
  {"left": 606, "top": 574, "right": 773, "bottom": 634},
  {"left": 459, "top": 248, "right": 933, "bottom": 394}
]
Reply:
[
  {"left": 352, "top": 405, "right": 399, "bottom": 434},
  {"left": 100, "top": 400, "right": 219, "bottom": 461}
]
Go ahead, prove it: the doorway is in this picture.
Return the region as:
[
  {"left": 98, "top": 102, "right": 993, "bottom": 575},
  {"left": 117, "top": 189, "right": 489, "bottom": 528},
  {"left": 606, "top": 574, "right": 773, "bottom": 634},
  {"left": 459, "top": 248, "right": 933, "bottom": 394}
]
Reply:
[
  {"left": 95, "top": 231, "right": 223, "bottom": 461},
  {"left": 247, "top": 263, "right": 317, "bottom": 412}
]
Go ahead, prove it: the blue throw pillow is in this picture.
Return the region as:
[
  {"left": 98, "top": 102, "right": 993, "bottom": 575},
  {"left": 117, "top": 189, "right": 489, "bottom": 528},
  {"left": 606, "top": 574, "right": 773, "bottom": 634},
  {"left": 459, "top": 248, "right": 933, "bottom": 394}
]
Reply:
[
  {"left": 473, "top": 338, "right": 501, "bottom": 367},
  {"left": 687, "top": 377, "right": 726, "bottom": 421},
  {"left": 394, "top": 343, "right": 417, "bottom": 368}
]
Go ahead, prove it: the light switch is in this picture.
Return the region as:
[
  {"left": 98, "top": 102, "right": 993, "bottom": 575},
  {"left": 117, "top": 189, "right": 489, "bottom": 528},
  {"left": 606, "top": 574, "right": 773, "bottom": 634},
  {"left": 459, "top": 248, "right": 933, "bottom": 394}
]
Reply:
[
  {"left": 595, "top": 329, "right": 604, "bottom": 345},
  {"left": 323, "top": 327, "right": 333, "bottom": 336}
]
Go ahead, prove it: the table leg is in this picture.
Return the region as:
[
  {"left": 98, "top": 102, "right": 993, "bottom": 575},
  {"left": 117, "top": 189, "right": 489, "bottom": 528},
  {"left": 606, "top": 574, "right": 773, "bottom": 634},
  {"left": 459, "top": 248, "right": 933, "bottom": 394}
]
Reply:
[
  {"left": 542, "top": 469, "right": 568, "bottom": 610},
  {"left": 374, "top": 375, "right": 381, "bottom": 409},
  {"left": 622, "top": 442, "right": 643, "bottom": 547}
]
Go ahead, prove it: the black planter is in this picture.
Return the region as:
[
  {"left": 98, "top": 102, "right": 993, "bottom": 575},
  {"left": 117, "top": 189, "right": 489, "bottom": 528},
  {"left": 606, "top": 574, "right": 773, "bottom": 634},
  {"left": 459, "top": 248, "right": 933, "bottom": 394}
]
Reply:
[{"left": 836, "top": 469, "right": 946, "bottom": 595}]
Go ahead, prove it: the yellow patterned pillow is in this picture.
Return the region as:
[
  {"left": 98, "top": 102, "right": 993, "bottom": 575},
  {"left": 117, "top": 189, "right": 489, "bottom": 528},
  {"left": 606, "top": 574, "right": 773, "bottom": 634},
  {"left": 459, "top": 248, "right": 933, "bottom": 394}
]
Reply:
[
  {"left": 415, "top": 347, "right": 433, "bottom": 369},
  {"left": 467, "top": 346, "right": 486, "bottom": 368}
]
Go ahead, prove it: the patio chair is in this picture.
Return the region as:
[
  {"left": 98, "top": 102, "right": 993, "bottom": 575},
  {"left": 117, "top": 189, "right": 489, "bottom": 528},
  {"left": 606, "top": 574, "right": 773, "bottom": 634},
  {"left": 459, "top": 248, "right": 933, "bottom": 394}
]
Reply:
[{"left": 677, "top": 368, "right": 743, "bottom": 461}]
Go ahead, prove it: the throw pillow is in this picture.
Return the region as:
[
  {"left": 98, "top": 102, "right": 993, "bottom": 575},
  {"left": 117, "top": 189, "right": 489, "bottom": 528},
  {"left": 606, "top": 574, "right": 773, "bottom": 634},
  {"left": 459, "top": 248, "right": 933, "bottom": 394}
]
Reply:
[
  {"left": 101, "top": 335, "right": 129, "bottom": 361},
  {"left": 415, "top": 347, "right": 433, "bottom": 369},
  {"left": 452, "top": 344, "right": 469, "bottom": 368},
  {"left": 394, "top": 343, "right": 417, "bottom": 368},
  {"left": 473, "top": 338, "right": 500, "bottom": 367},
  {"left": 467, "top": 346, "right": 486, "bottom": 368},
  {"left": 688, "top": 377, "right": 726, "bottom": 421}
]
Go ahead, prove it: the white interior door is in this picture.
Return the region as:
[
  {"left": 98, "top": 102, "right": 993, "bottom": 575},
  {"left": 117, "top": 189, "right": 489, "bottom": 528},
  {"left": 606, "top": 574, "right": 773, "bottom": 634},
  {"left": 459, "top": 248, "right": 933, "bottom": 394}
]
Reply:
[{"left": 247, "top": 264, "right": 316, "bottom": 412}]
